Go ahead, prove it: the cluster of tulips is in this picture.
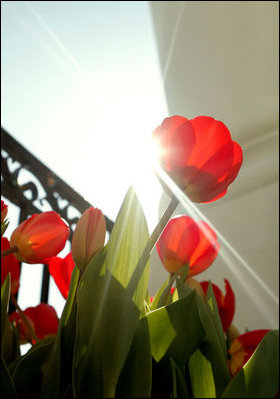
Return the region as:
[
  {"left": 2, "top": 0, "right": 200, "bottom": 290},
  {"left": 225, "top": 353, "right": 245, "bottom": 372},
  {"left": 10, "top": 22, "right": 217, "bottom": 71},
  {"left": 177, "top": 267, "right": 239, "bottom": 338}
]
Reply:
[{"left": 1, "top": 116, "right": 278, "bottom": 397}]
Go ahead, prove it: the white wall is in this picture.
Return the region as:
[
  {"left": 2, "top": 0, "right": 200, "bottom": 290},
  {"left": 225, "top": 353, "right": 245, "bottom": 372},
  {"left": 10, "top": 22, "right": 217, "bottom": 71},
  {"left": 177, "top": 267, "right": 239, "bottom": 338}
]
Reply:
[{"left": 148, "top": 1, "right": 279, "bottom": 332}]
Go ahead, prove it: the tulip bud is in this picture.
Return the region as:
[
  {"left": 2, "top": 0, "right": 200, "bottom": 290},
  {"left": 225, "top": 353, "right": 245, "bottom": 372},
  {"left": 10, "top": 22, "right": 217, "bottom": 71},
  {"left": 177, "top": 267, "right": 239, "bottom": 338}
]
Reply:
[
  {"left": 71, "top": 207, "right": 106, "bottom": 271},
  {"left": 10, "top": 211, "right": 69, "bottom": 264}
]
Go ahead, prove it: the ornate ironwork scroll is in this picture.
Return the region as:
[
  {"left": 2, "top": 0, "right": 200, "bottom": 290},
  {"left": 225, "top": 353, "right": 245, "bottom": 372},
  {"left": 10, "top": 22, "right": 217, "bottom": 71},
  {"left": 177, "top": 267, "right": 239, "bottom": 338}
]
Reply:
[{"left": 1, "top": 127, "right": 114, "bottom": 304}]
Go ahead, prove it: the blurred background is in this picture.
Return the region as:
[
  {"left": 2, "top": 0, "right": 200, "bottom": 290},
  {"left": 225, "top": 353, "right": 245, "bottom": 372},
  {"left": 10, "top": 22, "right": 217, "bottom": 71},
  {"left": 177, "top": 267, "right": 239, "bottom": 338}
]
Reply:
[{"left": 1, "top": 1, "right": 279, "bottom": 339}]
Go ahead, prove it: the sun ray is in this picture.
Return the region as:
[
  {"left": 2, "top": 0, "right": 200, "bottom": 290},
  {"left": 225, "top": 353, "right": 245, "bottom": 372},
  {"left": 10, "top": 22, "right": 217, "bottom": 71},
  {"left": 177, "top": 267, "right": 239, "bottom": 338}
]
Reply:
[
  {"left": 154, "top": 164, "right": 279, "bottom": 319},
  {"left": 23, "top": 1, "right": 87, "bottom": 78}
]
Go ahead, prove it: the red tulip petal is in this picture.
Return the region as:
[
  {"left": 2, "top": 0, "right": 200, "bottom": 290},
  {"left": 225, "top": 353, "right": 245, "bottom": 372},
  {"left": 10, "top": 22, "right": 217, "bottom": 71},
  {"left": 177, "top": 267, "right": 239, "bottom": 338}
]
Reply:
[
  {"left": 10, "top": 211, "right": 69, "bottom": 263},
  {"left": 200, "top": 279, "right": 235, "bottom": 331},
  {"left": 1, "top": 237, "right": 20, "bottom": 294},
  {"left": 193, "top": 141, "right": 243, "bottom": 202},
  {"left": 153, "top": 115, "right": 243, "bottom": 204},
  {"left": 156, "top": 216, "right": 200, "bottom": 273},
  {"left": 221, "top": 279, "right": 235, "bottom": 331},
  {"left": 153, "top": 116, "right": 196, "bottom": 172},
  {"left": 188, "top": 221, "right": 219, "bottom": 275},
  {"left": 24, "top": 303, "right": 59, "bottom": 340},
  {"left": 48, "top": 252, "right": 75, "bottom": 299},
  {"left": 187, "top": 116, "right": 232, "bottom": 169},
  {"left": 228, "top": 329, "right": 271, "bottom": 376}
]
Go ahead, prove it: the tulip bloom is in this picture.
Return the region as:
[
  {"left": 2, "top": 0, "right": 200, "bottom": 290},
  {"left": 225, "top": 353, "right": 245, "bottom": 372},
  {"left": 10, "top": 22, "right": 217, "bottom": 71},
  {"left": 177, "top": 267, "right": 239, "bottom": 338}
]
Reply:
[
  {"left": 156, "top": 215, "right": 220, "bottom": 275},
  {"left": 152, "top": 115, "right": 243, "bottom": 203},
  {"left": 228, "top": 329, "right": 271, "bottom": 376},
  {"left": 1, "top": 237, "right": 20, "bottom": 294},
  {"left": 10, "top": 303, "right": 59, "bottom": 344},
  {"left": 1, "top": 200, "right": 8, "bottom": 223},
  {"left": 200, "top": 279, "right": 235, "bottom": 332},
  {"left": 48, "top": 252, "right": 75, "bottom": 299},
  {"left": 72, "top": 207, "right": 106, "bottom": 271},
  {"left": 10, "top": 211, "right": 69, "bottom": 264}
]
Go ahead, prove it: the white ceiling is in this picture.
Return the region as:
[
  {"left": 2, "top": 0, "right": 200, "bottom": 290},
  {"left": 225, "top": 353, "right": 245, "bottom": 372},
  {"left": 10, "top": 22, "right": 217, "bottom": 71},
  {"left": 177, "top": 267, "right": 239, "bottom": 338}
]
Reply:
[
  {"left": 148, "top": 1, "right": 279, "bottom": 330},
  {"left": 149, "top": 1, "right": 278, "bottom": 145}
]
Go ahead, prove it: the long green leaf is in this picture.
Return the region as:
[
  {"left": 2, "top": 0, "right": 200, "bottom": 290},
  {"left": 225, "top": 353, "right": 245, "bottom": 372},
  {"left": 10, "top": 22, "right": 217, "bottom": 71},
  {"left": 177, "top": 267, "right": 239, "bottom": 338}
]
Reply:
[
  {"left": 1, "top": 355, "right": 18, "bottom": 398},
  {"left": 148, "top": 289, "right": 204, "bottom": 365},
  {"left": 150, "top": 277, "right": 170, "bottom": 310},
  {"left": 73, "top": 187, "right": 150, "bottom": 398},
  {"left": 12, "top": 336, "right": 54, "bottom": 398},
  {"left": 188, "top": 348, "right": 216, "bottom": 398},
  {"left": 1, "top": 220, "right": 9, "bottom": 237},
  {"left": 205, "top": 282, "right": 227, "bottom": 359},
  {"left": 1, "top": 274, "right": 11, "bottom": 340},
  {"left": 101, "top": 187, "right": 150, "bottom": 397},
  {"left": 195, "top": 293, "right": 231, "bottom": 397},
  {"left": 116, "top": 315, "right": 152, "bottom": 398},
  {"left": 222, "top": 330, "right": 279, "bottom": 398},
  {"left": 41, "top": 265, "right": 80, "bottom": 397},
  {"left": 1, "top": 315, "right": 20, "bottom": 367},
  {"left": 73, "top": 246, "right": 108, "bottom": 398}
]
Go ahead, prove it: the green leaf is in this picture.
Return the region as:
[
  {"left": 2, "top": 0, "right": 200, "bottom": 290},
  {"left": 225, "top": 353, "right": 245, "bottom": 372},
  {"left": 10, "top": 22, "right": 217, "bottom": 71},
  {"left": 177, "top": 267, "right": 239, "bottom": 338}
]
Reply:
[
  {"left": 175, "top": 278, "right": 230, "bottom": 396},
  {"left": 150, "top": 278, "right": 169, "bottom": 310},
  {"left": 151, "top": 264, "right": 190, "bottom": 310},
  {"left": 174, "top": 361, "right": 189, "bottom": 398},
  {"left": 148, "top": 289, "right": 204, "bottom": 365},
  {"left": 1, "top": 315, "right": 21, "bottom": 367},
  {"left": 170, "top": 357, "right": 178, "bottom": 398},
  {"left": 73, "top": 246, "right": 108, "bottom": 397},
  {"left": 116, "top": 315, "right": 152, "bottom": 398},
  {"left": 73, "top": 187, "right": 150, "bottom": 398},
  {"left": 205, "top": 282, "right": 227, "bottom": 359},
  {"left": 105, "top": 186, "right": 150, "bottom": 310},
  {"left": 195, "top": 294, "right": 231, "bottom": 397},
  {"left": 41, "top": 265, "right": 80, "bottom": 397},
  {"left": 12, "top": 336, "right": 54, "bottom": 398},
  {"left": 1, "top": 355, "right": 18, "bottom": 398},
  {"left": 188, "top": 348, "right": 216, "bottom": 398},
  {"left": 153, "top": 276, "right": 174, "bottom": 309},
  {"left": 148, "top": 306, "right": 177, "bottom": 363},
  {"left": 1, "top": 274, "right": 11, "bottom": 340},
  {"left": 222, "top": 329, "right": 279, "bottom": 398},
  {"left": 1, "top": 220, "right": 9, "bottom": 237}
]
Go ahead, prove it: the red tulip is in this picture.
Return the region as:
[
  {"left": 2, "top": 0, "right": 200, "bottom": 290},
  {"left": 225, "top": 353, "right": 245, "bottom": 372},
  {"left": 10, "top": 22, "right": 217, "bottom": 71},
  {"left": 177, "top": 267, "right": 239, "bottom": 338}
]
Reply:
[
  {"left": 152, "top": 115, "right": 243, "bottom": 203},
  {"left": 72, "top": 207, "right": 106, "bottom": 271},
  {"left": 200, "top": 279, "right": 235, "bottom": 331},
  {"left": 10, "top": 303, "right": 59, "bottom": 344},
  {"left": 10, "top": 211, "right": 69, "bottom": 264},
  {"left": 156, "top": 215, "right": 220, "bottom": 275},
  {"left": 1, "top": 237, "right": 20, "bottom": 294},
  {"left": 228, "top": 329, "right": 271, "bottom": 376},
  {"left": 1, "top": 199, "right": 8, "bottom": 223},
  {"left": 48, "top": 252, "right": 75, "bottom": 299}
]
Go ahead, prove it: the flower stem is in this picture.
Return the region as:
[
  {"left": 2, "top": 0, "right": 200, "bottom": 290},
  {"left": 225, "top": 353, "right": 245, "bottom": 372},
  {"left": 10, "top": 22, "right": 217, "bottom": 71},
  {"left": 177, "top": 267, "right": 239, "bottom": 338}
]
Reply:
[
  {"left": 10, "top": 294, "right": 39, "bottom": 344},
  {"left": 1, "top": 246, "right": 18, "bottom": 258},
  {"left": 129, "top": 195, "right": 179, "bottom": 290},
  {"left": 151, "top": 195, "right": 179, "bottom": 250}
]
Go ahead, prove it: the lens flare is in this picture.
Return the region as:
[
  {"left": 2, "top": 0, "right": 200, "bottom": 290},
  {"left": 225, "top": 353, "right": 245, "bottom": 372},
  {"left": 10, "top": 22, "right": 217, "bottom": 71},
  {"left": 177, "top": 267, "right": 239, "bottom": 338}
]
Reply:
[{"left": 155, "top": 164, "right": 278, "bottom": 326}]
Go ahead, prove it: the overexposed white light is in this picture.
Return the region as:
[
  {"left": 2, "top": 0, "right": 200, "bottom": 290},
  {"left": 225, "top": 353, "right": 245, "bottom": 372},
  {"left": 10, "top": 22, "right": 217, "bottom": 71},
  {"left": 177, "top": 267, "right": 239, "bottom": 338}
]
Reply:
[{"left": 2, "top": 0, "right": 169, "bottom": 339}]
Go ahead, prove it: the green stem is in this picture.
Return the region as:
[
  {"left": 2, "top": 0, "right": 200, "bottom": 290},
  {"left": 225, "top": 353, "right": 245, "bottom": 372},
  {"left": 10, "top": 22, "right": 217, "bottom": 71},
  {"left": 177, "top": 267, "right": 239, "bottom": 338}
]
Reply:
[
  {"left": 148, "top": 195, "right": 179, "bottom": 253},
  {"left": 10, "top": 294, "right": 39, "bottom": 344},
  {"left": 1, "top": 246, "right": 18, "bottom": 258},
  {"left": 128, "top": 195, "right": 179, "bottom": 292}
]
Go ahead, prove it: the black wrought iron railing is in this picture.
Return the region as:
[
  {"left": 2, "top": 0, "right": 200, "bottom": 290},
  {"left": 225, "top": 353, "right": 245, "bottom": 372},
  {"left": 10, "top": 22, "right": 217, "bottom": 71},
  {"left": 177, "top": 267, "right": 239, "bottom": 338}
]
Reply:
[{"left": 1, "top": 127, "right": 114, "bottom": 305}]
